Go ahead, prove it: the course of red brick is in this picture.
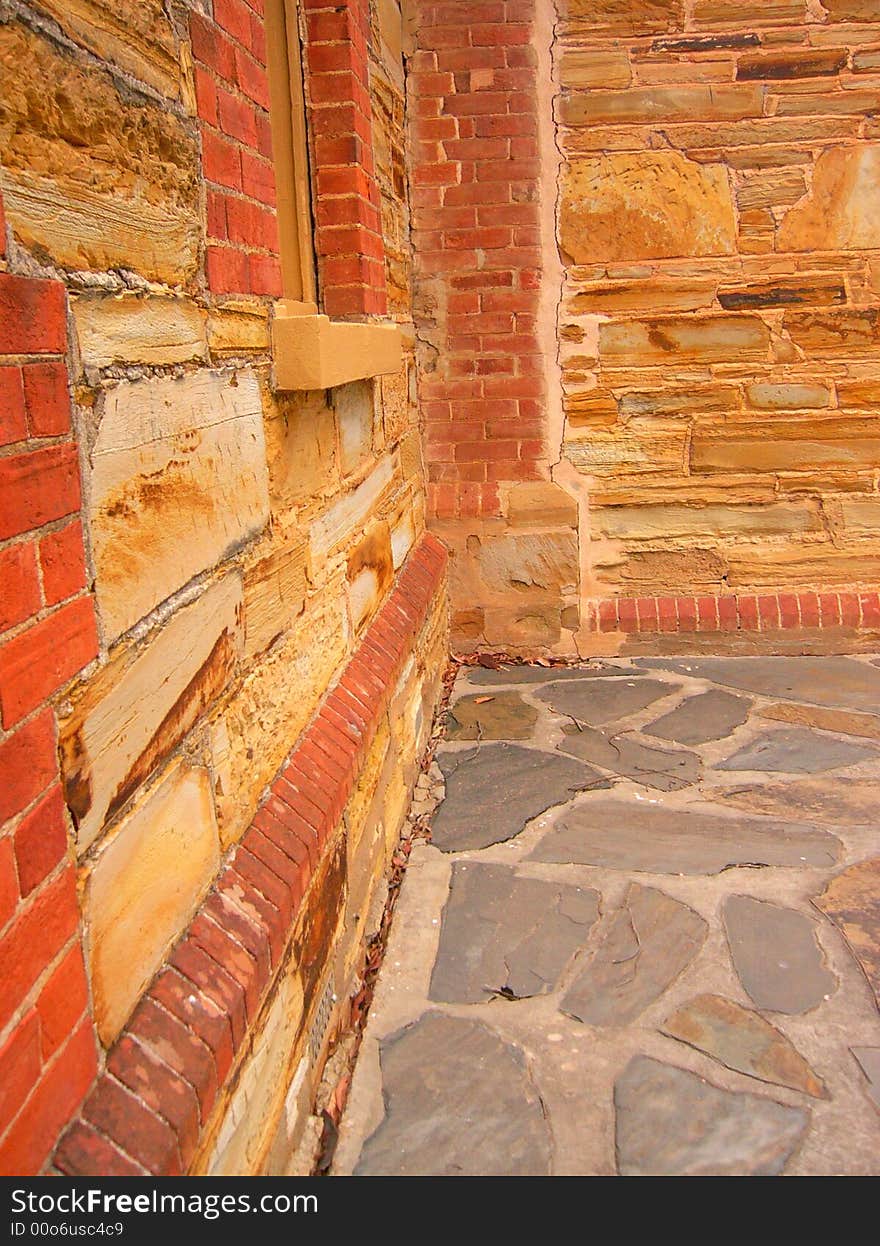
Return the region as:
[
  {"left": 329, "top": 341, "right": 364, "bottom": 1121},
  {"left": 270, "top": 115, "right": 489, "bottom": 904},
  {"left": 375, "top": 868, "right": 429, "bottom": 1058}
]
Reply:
[
  {"left": 52, "top": 534, "right": 447, "bottom": 1176},
  {"left": 0, "top": 210, "right": 100, "bottom": 1176},
  {"left": 409, "top": 0, "right": 546, "bottom": 521},
  {"left": 589, "top": 589, "right": 880, "bottom": 642}
]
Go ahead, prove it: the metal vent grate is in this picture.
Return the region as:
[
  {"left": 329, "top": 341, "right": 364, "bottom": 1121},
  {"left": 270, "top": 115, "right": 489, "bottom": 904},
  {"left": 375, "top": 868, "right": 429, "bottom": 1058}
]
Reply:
[{"left": 308, "top": 976, "right": 336, "bottom": 1063}]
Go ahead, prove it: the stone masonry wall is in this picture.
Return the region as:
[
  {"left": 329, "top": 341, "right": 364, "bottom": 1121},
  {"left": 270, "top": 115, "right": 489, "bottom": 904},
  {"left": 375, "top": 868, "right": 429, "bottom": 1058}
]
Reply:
[
  {"left": 0, "top": 0, "right": 446, "bottom": 1174},
  {"left": 556, "top": 0, "right": 880, "bottom": 650}
]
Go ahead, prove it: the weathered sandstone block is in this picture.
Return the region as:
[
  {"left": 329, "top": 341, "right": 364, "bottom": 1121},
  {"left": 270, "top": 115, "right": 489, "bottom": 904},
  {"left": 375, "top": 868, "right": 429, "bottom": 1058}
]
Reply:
[
  {"left": 85, "top": 760, "right": 220, "bottom": 1045},
  {"left": 335, "top": 381, "right": 375, "bottom": 477},
  {"left": 599, "top": 316, "right": 770, "bottom": 366},
  {"left": 207, "top": 302, "right": 272, "bottom": 357},
  {"left": 560, "top": 0, "right": 685, "bottom": 33},
  {"left": 778, "top": 146, "right": 880, "bottom": 253},
  {"left": 310, "top": 457, "right": 395, "bottom": 559},
  {"left": 243, "top": 538, "right": 308, "bottom": 660},
  {"left": 507, "top": 481, "right": 578, "bottom": 528},
  {"left": 60, "top": 575, "right": 243, "bottom": 855},
  {"left": 264, "top": 391, "right": 338, "bottom": 517},
  {"left": 89, "top": 370, "right": 270, "bottom": 640},
  {"left": 590, "top": 502, "right": 819, "bottom": 542},
  {"left": 561, "top": 152, "right": 736, "bottom": 265},
  {"left": 29, "top": 0, "right": 182, "bottom": 99},
  {"left": 560, "top": 85, "right": 762, "bottom": 128},
  {"left": 209, "top": 592, "right": 348, "bottom": 848},
  {"left": 0, "top": 24, "right": 199, "bottom": 283},
  {"left": 347, "top": 521, "right": 394, "bottom": 634},
  {"left": 72, "top": 295, "right": 207, "bottom": 370}
]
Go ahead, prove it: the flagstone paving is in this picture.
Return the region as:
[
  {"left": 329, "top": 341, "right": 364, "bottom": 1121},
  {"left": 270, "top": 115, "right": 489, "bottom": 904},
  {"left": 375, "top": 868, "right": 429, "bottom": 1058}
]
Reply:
[{"left": 334, "top": 656, "right": 880, "bottom": 1177}]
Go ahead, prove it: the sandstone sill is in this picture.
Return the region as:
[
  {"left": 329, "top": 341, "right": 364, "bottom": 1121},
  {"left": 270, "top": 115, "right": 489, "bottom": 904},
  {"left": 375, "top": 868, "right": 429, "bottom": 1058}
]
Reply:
[{"left": 271, "top": 300, "right": 403, "bottom": 391}]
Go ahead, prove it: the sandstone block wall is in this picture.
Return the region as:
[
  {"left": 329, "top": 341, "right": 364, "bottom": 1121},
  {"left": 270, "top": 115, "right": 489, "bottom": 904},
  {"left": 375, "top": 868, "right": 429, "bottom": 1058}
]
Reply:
[
  {"left": 555, "top": 0, "right": 880, "bottom": 648},
  {"left": 0, "top": 0, "right": 447, "bottom": 1174}
]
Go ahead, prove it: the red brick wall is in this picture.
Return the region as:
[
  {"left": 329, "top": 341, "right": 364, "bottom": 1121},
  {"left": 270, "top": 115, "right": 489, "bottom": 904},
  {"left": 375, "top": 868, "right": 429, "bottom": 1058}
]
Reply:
[
  {"left": 0, "top": 206, "right": 100, "bottom": 1175},
  {"left": 409, "top": 0, "right": 547, "bottom": 522},
  {"left": 192, "top": 0, "right": 388, "bottom": 315},
  {"left": 302, "top": 0, "right": 388, "bottom": 317},
  {"left": 191, "top": 0, "right": 283, "bottom": 297}
]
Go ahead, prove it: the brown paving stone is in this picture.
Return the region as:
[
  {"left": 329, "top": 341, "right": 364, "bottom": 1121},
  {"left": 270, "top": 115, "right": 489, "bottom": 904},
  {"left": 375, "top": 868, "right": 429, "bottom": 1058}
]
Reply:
[
  {"left": 708, "top": 777, "right": 879, "bottom": 827},
  {"left": 644, "top": 689, "right": 752, "bottom": 745},
  {"left": 530, "top": 798, "right": 840, "bottom": 875},
  {"left": 614, "top": 1056, "right": 809, "bottom": 1176},
  {"left": 814, "top": 860, "right": 880, "bottom": 1012},
  {"left": 662, "top": 994, "right": 827, "bottom": 1098},
  {"left": 354, "top": 1012, "right": 551, "bottom": 1176},
  {"left": 432, "top": 743, "right": 606, "bottom": 853},
  {"left": 717, "top": 726, "right": 879, "bottom": 774},
  {"left": 724, "top": 896, "right": 837, "bottom": 1014},
  {"left": 429, "top": 862, "right": 600, "bottom": 1004},
  {"left": 562, "top": 883, "right": 707, "bottom": 1026},
  {"left": 445, "top": 692, "right": 538, "bottom": 741},
  {"left": 558, "top": 725, "right": 702, "bottom": 792},
  {"left": 759, "top": 702, "right": 880, "bottom": 742},
  {"left": 537, "top": 676, "right": 673, "bottom": 726}
]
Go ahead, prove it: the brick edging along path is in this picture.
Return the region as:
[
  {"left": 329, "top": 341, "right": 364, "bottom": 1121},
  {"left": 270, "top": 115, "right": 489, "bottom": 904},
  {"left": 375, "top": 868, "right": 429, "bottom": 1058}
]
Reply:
[
  {"left": 51, "top": 533, "right": 448, "bottom": 1176},
  {"left": 588, "top": 589, "right": 880, "bottom": 636}
]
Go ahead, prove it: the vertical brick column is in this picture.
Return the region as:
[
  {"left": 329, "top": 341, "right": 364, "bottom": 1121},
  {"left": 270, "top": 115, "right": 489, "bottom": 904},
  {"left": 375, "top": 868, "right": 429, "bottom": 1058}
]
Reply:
[
  {"left": 301, "top": 0, "right": 388, "bottom": 317},
  {"left": 0, "top": 210, "right": 100, "bottom": 1173},
  {"left": 409, "top": 0, "right": 546, "bottom": 522},
  {"left": 190, "top": 0, "right": 283, "bottom": 297}
]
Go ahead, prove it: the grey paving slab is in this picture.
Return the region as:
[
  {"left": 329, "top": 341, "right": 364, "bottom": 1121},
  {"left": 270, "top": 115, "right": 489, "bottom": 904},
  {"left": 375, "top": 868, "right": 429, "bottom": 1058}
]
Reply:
[
  {"left": 637, "top": 655, "right": 880, "bottom": 713},
  {"left": 644, "top": 689, "right": 752, "bottom": 745},
  {"left": 662, "top": 994, "right": 827, "bottom": 1098},
  {"left": 354, "top": 1012, "right": 552, "bottom": 1175},
  {"left": 469, "top": 663, "right": 646, "bottom": 686},
  {"left": 445, "top": 691, "right": 538, "bottom": 741},
  {"left": 432, "top": 743, "right": 605, "bottom": 852},
  {"left": 536, "top": 676, "right": 673, "bottom": 726},
  {"left": 851, "top": 1048, "right": 880, "bottom": 1111},
  {"left": 724, "top": 895, "right": 837, "bottom": 1014},
  {"left": 814, "top": 859, "right": 880, "bottom": 1011},
  {"left": 529, "top": 798, "right": 841, "bottom": 875},
  {"left": 615, "top": 1056, "right": 809, "bottom": 1176},
  {"left": 708, "top": 777, "right": 880, "bottom": 827},
  {"left": 429, "top": 862, "right": 600, "bottom": 1004},
  {"left": 558, "top": 725, "right": 702, "bottom": 792},
  {"left": 562, "top": 883, "right": 707, "bottom": 1026},
  {"left": 717, "top": 726, "right": 879, "bottom": 774}
]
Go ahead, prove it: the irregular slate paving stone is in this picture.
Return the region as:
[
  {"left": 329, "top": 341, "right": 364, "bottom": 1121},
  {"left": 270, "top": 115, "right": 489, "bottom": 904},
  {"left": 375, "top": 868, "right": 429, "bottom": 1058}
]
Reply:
[
  {"left": 814, "top": 859, "right": 880, "bottom": 1011},
  {"left": 469, "top": 662, "right": 646, "bottom": 686},
  {"left": 558, "top": 724, "right": 701, "bottom": 792},
  {"left": 614, "top": 1056, "right": 809, "bottom": 1176},
  {"left": 662, "top": 994, "right": 827, "bottom": 1098},
  {"left": 724, "top": 895, "right": 837, "bottom": 1014},
  {"left": 717, "top": 726, "right": 879, "bottom": 775},
  {"left": 529, "top": 799, "right": 840, "bottom": 876},
  {"left": 429, "top": 861, "right": 600, "bottom": 1004},
  {"left": 562, "top": 883, "right": 707, "bottom": 1026},
  {"left": 759, "top": 701, "right": 880, "bottom": 742},
  {"left": 644, "top": 689, "right": 752, "bottom": 746},
  {"left": 851, "top": 1048, "right": 880, "bottom": 1111},
  {"left": 708, "top": 777, "right": 879, "bottom": 828},
  {"left": 637, "top": 655, "right": 880, "bottom": 714},
  {"left": 445, "top": 691, "right": 538, "bottom": 741},
  {"left": 432, "top": 742, "right": 605, "bottom": 852},
  {"left": 537, "top": 676, "right": 672, "bottom": 727},
  {"left": 354, "top": 1012, "right": 552, "bottom": 1176}
]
